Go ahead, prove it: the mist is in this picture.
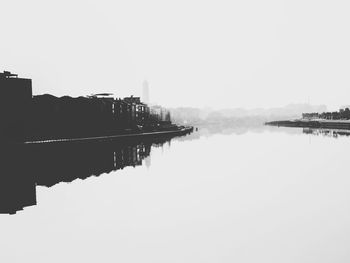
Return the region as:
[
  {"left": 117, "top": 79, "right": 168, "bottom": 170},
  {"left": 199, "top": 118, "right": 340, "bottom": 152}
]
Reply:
[{"left": 1, "top": 0, "right": 350, "bottom": 110}]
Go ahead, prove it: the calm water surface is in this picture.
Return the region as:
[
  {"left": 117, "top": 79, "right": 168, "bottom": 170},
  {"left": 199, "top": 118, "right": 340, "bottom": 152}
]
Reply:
[{"left": 1, "top": 127, "right": 350, "bottom": 263}]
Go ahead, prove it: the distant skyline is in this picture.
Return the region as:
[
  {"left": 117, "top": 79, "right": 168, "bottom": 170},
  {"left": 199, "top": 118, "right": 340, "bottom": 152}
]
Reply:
[{"left": 1, "top": 0, "right": 350, "bottom": 111}]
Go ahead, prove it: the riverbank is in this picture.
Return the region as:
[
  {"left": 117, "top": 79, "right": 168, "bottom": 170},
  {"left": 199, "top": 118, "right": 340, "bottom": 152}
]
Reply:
[
  {"left": 265, "top": 119, "right": 350, "bottom": 130},
  {"left": 22, "top": 126, "right": 194, "bottom": 145}
]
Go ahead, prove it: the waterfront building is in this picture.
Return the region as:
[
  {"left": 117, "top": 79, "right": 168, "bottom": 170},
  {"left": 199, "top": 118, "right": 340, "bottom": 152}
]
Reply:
[
  {"left": 0, "top": 71, "right": 32, "bottom": 141},
  {"left": 0, "top": 71, "right": 174, "bottom": 141},
  {"left": 123, "top": 96, "right": 150, "bottom": 125}
]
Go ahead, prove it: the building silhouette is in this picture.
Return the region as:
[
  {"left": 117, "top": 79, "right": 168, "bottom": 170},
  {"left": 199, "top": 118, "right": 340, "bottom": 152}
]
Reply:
[
  {"left": 0, "top": 71, "right": 32, "bottom": 142},
  {"left": 0, "top": 72, "right": 182, "bottom": 142}
]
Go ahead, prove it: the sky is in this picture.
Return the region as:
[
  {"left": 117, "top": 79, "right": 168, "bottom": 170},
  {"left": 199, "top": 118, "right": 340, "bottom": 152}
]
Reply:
[{"left": 1, "top": 0, "right": 350, "bottom": 110}]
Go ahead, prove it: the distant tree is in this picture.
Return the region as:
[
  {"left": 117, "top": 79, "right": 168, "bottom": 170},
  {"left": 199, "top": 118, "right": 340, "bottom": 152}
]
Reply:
[
  {"left": 332, "top": 111, "right": 340, "bottom": 120},
  {"left": 344, "top": 108, "right": 350, "bottom": 119}
]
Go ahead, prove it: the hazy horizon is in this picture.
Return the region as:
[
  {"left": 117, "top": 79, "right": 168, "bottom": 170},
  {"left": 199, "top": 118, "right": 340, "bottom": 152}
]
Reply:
[
  {"left": 2, "top": 0, "right": 350, "bottom": 111},
  {"left": 3, "top": 2, "right": 350, "bottom": 261}
]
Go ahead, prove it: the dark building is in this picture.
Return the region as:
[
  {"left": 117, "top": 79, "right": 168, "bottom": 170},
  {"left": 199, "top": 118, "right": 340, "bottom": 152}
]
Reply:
[
  {"left": 0, "top": 71, "right": 32, "bottom": 142},
  {"left": 0, "top": 71, "right": 174, "bottom": 141},
  {"left": 30, "top": 95, "right": 117, "bottom": 140},
  {"left": 123, "top": 96, "right": 150, "bottom": 126}
]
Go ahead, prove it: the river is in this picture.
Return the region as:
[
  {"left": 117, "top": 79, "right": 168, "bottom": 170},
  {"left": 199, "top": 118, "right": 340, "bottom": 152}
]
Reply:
[{"left": 0, "top": 126, "right": 349, "bottom": 263}]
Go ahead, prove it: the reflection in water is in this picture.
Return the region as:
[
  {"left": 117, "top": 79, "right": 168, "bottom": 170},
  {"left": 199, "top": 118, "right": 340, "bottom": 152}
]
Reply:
[
  {"left": 0, "top": 148, "right": 36, "bottom": 215},
  {"left": 3, "top": 126, "right": 349, "bottom": 215},
  {"left": 0, "top": 136, "right": 177, "bottom": 215},
  {"left": 196, "top": 124, "right": 304, "bottom": 137},
  {"left": 3, "top": 127, "right": 350, "bottom": 262},
  {"left": 303, "top": 128, "right": 350, "bottom": 138}
]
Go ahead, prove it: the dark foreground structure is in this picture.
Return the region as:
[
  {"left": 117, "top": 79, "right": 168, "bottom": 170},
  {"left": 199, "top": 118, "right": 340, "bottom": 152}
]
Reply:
[
  {"left": 0, "top": 71, "right": 32, "bottom": 141},
  {"left": 0, "top": 71, "right": 186, "bottom": 143},
  {"left": 0, "top": 71, "right": 194, "bottom": 214}
]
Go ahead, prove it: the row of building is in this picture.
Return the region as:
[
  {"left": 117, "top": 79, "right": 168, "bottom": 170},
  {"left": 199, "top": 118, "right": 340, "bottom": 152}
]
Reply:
[
  {"left": 302, "top": 108, "right": 350, "bottom": 120},
  {"left": 0, "top": 71, "right": 172, "bottom": 141}
]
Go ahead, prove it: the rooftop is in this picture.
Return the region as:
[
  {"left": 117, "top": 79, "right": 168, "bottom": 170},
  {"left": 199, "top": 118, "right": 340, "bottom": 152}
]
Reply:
[{"left": 0, "top": 71, "right": 18, "bottom": 79}]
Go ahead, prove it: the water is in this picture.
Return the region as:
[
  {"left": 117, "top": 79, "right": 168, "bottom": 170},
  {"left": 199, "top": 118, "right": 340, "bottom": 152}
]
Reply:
[{"left": 1, "top": 127, "right": 350, "bottom": 263}]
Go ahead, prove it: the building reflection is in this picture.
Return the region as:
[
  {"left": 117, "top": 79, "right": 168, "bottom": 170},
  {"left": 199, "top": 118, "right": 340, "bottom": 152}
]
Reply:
[
  {"left": 0, "top": 137, "right": 174, "bottom": 215},
  {"left": 303, "top": 128, "right": 350, "bottom": 138},
  {"left": 0, "top": 147, "right": 36, "bottom": 215}
]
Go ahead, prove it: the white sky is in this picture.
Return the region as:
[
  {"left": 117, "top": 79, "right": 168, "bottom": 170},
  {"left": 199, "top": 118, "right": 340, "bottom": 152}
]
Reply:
[{"left": 1, "top": 0, "right": 350, "bottom": 110}]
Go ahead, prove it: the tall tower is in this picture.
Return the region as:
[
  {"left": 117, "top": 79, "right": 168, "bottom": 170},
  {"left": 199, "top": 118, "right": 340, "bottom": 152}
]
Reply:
[{"left": 142, "top": 80, "right": 150, "bottom": 104}]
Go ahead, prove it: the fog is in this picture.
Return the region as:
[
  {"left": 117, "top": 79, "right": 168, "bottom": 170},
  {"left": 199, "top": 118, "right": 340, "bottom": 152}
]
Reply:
[{"left": 1, "top": 0, "right": 350, "bottom": 110}]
